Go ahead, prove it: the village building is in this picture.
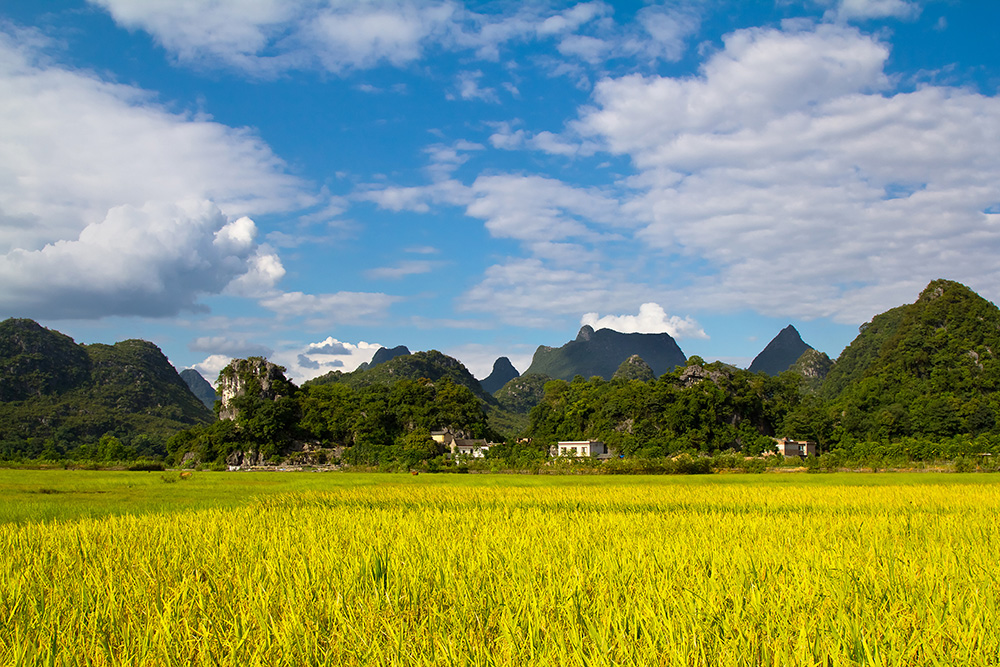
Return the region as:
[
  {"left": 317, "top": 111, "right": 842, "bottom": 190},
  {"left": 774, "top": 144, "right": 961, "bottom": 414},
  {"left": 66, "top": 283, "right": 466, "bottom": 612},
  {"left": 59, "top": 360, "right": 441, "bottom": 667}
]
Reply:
[
  {"left": 432, "top": 430, "right": 490, "bottom": 458},
  {"left": 554, "top": 440, "right": 609, "bottom": 458},
  {"left": 773, "top": 437, "right": 817, "bottom": 458}
]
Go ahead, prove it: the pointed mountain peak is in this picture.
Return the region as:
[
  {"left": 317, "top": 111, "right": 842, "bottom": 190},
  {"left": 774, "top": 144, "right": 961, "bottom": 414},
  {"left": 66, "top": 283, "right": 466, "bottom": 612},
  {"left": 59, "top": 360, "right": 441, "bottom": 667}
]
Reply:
[
  {"left": 576, "top": 325, "right": 596, "bottom": 341},
  {"left": 480, "top": 356, "right": 520, "bottom": 395},
  {"left": 777, "top": 324, "right": 803, "bottom": 339},
  {"left": 748, "top": 325, "right": 814, "bottom": 376}
]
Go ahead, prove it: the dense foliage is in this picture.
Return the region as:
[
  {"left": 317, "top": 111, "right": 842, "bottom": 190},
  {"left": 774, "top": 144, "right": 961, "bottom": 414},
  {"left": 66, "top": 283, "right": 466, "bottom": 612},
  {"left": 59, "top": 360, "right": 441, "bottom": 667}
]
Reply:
[
  {"left": 171, "top": 375, "right": 496, "bottom": 468},
  {"left": 306, "top": 350, "right": 496, "bottom": 404},
  {"left": 524, "top": 362, "right": 799, "bottom": 457},
  {"left": 816, "top": 281, "right": 1000, "bottom": 445}
]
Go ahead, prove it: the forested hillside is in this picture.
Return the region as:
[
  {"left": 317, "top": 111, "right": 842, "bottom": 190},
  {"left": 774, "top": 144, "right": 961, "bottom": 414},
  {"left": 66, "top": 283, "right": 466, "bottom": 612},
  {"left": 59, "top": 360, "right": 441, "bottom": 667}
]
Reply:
[
  {"left": 525, "top": 359, "right": 798, "bottom": 457},
  {"left": 825, "top": 280, "right": 1000, "bottom": 442},
  {"left": 0, "top": 319, "right": 212, "bottom": 461}
]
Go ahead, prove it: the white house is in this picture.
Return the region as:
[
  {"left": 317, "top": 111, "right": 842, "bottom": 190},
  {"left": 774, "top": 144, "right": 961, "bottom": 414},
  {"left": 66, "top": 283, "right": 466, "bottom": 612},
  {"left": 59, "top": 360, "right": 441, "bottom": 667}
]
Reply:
[
  {"left": 556, "top": 440, "right": 608, "bottom": 457},
  {"left": 452, "top": 439, "right": 489, "bottom": 458}
]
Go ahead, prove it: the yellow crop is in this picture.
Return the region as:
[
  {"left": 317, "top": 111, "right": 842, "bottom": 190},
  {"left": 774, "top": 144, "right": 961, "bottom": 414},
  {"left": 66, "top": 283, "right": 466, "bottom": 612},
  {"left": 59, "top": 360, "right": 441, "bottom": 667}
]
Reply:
[{"left": 2, "top": 477, "right": 999, "bottom": 665}]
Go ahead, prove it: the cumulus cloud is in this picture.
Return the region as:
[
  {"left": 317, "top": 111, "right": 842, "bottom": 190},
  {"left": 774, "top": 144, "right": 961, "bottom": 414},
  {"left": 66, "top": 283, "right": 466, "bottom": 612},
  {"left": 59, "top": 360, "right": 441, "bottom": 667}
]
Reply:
[
  {"left": 581, "top": 303, "right": 708, "bottom": 339},
  {"left": 0, "top": 28, "right": 312, "bottom": 319},
  {"left": 192, "top": 354, "right": 233, "bottom": 381},
  {"left": 0, "top": 200, "right": 281, "bottom": 318},
  {"left": 279, "top": 336, "right": 382, "bottom": 381},
  {"left": 308, "top": 339, "right": 351, "bottom": 355}
]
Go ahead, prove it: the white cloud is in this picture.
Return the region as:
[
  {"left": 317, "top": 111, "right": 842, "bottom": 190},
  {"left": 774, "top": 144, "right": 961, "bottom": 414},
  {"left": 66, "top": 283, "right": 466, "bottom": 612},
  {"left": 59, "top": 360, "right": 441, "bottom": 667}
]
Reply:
[
  {"left": 365, "top": 172, "right": 623, "bottom": 247},
  {"left": 278, "top": 336, "right": 382, "bottom": 382},
  {"left": 365, "top": 260, "right": 439, "bottom": 280},
  {"left": 581, "top": 303, "right": 708, "bottom": 339},
  {"left": 465, "top": 174, "right": 623, "bottom": 243},
  {"left": 423, "top": 140, "right": 484, "bottom": 180},
  {"left": 0, "top": 28, "right": 313, "bottom": 319},
  {"left": 258, "top": 290, "right": 400, "bottom": 327},
  {"left": 535, "top": 2, "right": 610, "bottom": 37},
  {"left": 829, "top": 0, "right": 921, "bottom": 21},
  {"left": 0, "top": 29, "right": 311, "bottom": 255},
  {"left": 89, "top": 0, "right": 699, "bottom": 77},
  {"left": 569, "top": 23, "right": 1000, "bottom": 323},
  {"left": 454, "top": 70, "right": 499, "bottom": 103},
  {"left": 0, "top": 200, "right": 279, "bottom": 318},
  {"left": 193, "top": 354, "right": 233, "bottom": 381},
  {"left": 459, "top": 258, "right": 645, "bottom": 327},
  {"left": 557, "top": 35, "right": 610, "bottom": 64},
  {"left": 631, "top": 6, "right": 700, "bottom": 62}
]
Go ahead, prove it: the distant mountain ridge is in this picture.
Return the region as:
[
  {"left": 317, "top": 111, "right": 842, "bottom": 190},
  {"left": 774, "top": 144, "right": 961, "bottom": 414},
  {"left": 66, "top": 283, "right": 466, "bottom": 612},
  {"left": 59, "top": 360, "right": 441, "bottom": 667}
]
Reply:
[
  {"left": 524, "top": 325, "right": 686, "bottom": 381},
  {"left": 748, "top": 325, "right": 813, "bottom": 376}
]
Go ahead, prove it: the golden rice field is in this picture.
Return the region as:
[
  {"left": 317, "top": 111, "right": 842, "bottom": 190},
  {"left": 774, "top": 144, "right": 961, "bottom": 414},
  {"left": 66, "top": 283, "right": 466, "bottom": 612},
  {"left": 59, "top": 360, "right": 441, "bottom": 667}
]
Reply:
[{"left": 2, "top": 471, "right": 1000, "bottom": 666}]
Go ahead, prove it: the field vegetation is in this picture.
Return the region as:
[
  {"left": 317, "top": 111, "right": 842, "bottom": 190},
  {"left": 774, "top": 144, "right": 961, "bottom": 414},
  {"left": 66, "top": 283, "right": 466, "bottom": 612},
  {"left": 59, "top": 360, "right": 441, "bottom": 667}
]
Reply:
[{"left": 3, "top": 471, "right": 999, "bottom": 665}]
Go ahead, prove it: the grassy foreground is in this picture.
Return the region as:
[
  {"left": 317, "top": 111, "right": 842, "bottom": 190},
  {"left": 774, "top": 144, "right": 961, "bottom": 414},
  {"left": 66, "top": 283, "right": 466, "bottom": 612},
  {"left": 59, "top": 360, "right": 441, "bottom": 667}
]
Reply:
[{"left": 3, "top": 471, "right": 1000, "bottom": 665}]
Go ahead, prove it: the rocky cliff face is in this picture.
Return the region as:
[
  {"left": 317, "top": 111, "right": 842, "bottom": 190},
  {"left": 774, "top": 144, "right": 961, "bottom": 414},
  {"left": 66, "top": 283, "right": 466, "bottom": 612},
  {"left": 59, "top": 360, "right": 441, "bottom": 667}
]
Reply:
[{"left": 217, "top": 357, "right": 294, "bottom": 421}]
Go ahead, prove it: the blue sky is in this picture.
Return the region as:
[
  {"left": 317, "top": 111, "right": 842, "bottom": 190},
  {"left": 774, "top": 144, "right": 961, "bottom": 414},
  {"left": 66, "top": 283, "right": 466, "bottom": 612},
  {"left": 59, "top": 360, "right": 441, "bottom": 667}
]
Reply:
[{"left": 1, "top": 0, "right": 998, "bottom": 383}]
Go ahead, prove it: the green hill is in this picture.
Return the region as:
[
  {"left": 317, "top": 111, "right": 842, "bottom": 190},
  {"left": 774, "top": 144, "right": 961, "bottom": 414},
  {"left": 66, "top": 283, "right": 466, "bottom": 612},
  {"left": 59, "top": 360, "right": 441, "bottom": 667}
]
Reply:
[
  {"left": 0, "top": 319, "right": 213, "bottom": 454},
  {"left": 824, "top": 279, "right": 1000, "bottom": 440},
  {"left": 305, "top": 350, "right": 496, "bottom": 405},
  {"left": 480, "top": 357, "right": 520, "bottom": 395},
  {"left": 613, "top": 355, "right": 656, "bottom": 382}
]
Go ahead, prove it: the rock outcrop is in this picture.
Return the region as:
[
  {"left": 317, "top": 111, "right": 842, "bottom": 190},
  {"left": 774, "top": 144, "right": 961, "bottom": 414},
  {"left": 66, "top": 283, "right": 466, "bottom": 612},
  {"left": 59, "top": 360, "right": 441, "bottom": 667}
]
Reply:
[{"left": 217, "top": 357, "right": 294, "bottom": 421}]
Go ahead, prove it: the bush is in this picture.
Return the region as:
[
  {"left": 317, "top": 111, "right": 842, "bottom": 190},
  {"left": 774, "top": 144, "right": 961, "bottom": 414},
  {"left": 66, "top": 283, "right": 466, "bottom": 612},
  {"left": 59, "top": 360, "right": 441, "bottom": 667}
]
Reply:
[{"left": 953, "top": 456, "right": 975, "bottom": 473}]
